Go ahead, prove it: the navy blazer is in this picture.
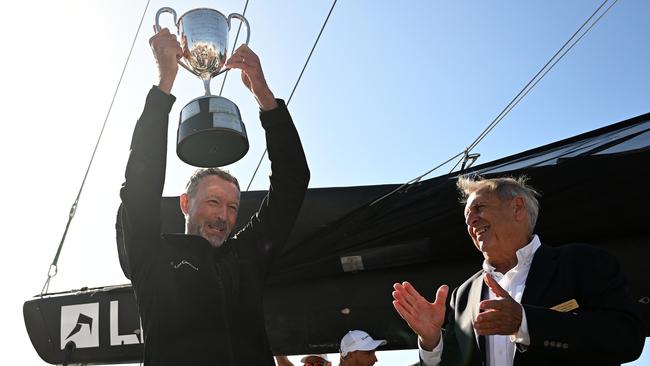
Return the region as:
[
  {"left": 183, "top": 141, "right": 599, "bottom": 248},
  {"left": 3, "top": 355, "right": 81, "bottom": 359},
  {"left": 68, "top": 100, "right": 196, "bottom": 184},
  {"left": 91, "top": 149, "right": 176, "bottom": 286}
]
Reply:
[{"left": 427, "top": 243, "right": 645, "bottom": 366}]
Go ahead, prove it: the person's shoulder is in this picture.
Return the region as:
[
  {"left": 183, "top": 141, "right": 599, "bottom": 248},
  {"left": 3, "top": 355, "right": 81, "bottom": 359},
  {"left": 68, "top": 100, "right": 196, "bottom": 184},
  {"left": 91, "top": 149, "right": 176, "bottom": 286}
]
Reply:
[
  {"left": 543, "top": 242, "right": 617, "bottom": 267},
  {"left": 549, "top": 242, "right": 610, "bottom": 256}
]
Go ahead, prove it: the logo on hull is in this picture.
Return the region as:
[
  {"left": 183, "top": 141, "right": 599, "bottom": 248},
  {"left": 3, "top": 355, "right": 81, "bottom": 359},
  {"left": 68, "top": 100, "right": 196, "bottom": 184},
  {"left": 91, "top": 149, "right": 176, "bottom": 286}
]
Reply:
[{"left": 60, "top": 303, "right": 99, "bottom": 349}]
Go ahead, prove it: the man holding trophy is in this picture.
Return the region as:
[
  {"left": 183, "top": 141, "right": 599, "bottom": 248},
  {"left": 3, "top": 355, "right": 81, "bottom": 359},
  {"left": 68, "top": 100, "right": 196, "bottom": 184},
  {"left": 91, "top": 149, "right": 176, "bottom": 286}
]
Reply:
[{"left": 118, "top": 8, "right": 310, "bottom": 365}]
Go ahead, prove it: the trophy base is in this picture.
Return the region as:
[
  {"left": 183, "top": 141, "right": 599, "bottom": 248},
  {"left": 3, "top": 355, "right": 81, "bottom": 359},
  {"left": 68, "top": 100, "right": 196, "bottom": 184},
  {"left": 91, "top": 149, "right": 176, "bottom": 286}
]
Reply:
[{"left": 177, "top": 95, "right": 249, "bottom": 167}]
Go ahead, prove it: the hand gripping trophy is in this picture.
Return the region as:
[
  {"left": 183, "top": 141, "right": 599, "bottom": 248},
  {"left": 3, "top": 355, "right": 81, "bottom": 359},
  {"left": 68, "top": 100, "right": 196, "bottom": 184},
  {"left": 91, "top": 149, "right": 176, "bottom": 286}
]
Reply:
[{"left": 155, "top": 7, "right": 251, "bottom": 167}]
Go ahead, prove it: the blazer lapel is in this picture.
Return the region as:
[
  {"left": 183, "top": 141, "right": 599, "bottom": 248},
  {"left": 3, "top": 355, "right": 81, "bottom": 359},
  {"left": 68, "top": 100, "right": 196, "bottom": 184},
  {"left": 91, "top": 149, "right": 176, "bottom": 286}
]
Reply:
[
  {"left": 469, "top": 275, "right": 484, "bottom": 349},
  {"left": 521, "top": 244, "right": 559, "bottom": 305},
  {"left": 457, "top": 274, "right": 486, "bottom": 365}
]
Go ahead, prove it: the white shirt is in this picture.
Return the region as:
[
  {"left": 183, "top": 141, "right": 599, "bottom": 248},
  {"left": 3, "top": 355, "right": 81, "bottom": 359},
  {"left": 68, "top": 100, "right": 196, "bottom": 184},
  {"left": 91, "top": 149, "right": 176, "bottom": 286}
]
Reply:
[{"left": 420, "top": 235, "right": 541, "bottom": 366}]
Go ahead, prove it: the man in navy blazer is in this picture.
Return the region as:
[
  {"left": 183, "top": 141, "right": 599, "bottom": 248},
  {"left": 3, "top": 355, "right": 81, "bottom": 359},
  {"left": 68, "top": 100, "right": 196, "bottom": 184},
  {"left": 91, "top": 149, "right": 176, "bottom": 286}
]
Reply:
[{"left": 392, "top": 176, "right": 645, "bottom": 365}]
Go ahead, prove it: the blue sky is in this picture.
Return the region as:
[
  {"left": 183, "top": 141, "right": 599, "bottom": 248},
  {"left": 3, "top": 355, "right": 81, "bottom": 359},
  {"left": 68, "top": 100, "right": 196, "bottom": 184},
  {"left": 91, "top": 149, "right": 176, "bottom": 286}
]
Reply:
[{"left": 1, "top": 0, "right": 648, "bottom": 364}]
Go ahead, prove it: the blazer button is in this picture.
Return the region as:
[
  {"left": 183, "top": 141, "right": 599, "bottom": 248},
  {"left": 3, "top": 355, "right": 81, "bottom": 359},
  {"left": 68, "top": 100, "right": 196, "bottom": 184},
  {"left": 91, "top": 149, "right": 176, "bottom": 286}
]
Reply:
[
  {"left": 550, "top": 341, "right": 556, "bottom": 347},
  {"left": 544, "top": 340, "right": 549, "bottom": 347},
  {"left": 563, "top": 343, "right": 569, "bottom": 349}
]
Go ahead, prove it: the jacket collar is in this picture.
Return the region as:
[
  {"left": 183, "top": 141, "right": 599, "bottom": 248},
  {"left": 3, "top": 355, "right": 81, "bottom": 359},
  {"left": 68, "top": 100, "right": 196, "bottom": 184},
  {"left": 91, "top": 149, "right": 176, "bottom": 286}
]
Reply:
[
  {"left": 162, "top": 233, "right": 234, "bottom": 258},
  {"left": 521, "top": 243, "right": 559, "bottom": 305}
]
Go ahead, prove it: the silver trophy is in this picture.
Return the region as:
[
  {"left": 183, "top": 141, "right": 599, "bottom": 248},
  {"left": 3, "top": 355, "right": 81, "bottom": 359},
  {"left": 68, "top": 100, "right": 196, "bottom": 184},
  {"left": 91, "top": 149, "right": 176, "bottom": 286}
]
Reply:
[{"left": 155, "top": 7, "right": 251, "bottom": 167}]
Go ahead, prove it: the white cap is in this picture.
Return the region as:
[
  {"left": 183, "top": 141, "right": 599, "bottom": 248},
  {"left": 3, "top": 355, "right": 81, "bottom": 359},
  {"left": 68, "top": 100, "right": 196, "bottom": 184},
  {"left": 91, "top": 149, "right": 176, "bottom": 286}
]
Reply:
[
  {"left": 300, "top": 354, "right": 329, "bottom": 363},
  {"left": 339, "top": 330, "right": 387, "bottom": 357}
]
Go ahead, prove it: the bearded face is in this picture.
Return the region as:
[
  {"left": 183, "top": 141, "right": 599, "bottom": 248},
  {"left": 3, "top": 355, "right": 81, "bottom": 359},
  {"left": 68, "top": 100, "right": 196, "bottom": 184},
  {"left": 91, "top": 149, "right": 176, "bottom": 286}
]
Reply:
[{"left": 181, "top": 175, "right": 240, "bottom": 248}]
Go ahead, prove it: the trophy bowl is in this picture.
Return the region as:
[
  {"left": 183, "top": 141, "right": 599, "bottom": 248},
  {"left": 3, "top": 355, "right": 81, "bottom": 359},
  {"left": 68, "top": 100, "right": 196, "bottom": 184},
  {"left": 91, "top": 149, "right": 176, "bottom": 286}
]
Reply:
[{"left": 178, "top": 8, "right": 230, "bottom": 81}]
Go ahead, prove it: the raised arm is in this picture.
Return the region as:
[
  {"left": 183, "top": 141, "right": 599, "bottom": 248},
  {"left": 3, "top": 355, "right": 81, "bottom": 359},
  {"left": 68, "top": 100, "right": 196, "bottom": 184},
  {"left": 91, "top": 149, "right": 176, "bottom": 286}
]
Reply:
[
  {"left": 118, "top": 28, "right": 181, "bottom": 276},
  {"left": 226, "top": 45, "right": 310, "bottom": 269}
]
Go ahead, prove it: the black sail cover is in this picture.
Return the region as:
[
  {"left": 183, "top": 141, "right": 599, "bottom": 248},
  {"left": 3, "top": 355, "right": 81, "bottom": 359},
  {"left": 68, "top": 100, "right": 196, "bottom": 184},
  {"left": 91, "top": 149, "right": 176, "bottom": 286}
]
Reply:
[{"left": 25, "top": 112, "right": 650, "bottom": 364}]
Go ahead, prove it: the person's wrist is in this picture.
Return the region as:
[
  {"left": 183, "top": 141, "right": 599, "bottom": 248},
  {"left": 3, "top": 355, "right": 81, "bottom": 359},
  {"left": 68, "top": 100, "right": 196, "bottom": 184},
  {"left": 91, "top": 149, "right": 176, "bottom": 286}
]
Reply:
[
  {"left": 419, "top": 331, "right": 441, "bottom": 351},
  {"left": 158, "top": 74, "right": 176, "bottom": 95},
  {"left": 256, "top": 88, "right": 277, "bottom": 111},
  {"left": 259, "top": 98, "right": 278, "bottom": 111}
]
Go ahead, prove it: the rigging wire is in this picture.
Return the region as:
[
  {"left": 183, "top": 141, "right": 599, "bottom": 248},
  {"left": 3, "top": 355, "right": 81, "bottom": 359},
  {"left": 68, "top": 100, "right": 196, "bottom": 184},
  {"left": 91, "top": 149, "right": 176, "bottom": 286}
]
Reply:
[
  {"left": 40, "top": 0, "right": 152, "bottom": 297},
  {"left": 369, "top": 151, "right": 465, "bottom": 206},
  {"left": 244, "top": 0, "right": 339, "bottom": 191},
  {"left": 217, "top": 0, "right": 251, "bottom": 97},
  {"left": 447, "top": 0, "right": 618, "bottom": 173},
  {"left": 371, "top": 0, "right": 618, "bottom": 206}
]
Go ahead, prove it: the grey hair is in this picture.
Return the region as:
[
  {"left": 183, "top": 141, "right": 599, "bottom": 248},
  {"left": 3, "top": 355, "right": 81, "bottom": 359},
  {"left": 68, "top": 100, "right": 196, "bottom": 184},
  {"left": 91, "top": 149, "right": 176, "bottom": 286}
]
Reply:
[
  {"left": 185, "top": 167, "right": 240, "bottom": 197},
  {"left": 457, "top": 175, "right": 540, "bottom": 235}
]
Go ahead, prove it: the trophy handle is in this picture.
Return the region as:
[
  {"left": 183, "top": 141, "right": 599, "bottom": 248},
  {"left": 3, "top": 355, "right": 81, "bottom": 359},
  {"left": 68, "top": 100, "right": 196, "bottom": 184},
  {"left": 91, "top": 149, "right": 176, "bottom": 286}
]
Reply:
[
  {"left": 154, "top": 7, "right": 177, "bottom": 32},
  {"left": 154, "top": 7, "right": 200, "bottom": 77},
  {"left": 227, "top": 13, "right": 251, "bottom": 46},
  {"left": 213, "top": 13, "right": 251, "bottom": 77}
]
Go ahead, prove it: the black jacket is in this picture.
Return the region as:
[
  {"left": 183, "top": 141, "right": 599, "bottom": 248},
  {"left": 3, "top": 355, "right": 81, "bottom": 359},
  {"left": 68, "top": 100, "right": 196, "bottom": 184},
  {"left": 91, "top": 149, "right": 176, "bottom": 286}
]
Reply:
[{"left": 119, "top": 86, "right": 310, "bottom": 365}]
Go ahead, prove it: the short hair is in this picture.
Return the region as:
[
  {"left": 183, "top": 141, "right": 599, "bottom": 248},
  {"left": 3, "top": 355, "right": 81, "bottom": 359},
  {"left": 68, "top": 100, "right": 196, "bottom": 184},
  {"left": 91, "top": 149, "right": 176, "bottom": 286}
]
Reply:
[
  {"left": 185, "top": 168, "right": 240, "bottom": 197},
  {"left": 457, "top": 175, "right": 540, "bottom": 235}
]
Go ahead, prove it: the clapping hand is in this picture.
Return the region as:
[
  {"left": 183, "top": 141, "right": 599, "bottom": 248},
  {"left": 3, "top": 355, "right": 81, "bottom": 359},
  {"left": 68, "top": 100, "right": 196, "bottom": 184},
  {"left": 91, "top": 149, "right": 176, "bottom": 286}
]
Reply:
[
  {"left": 474, "top": 273, "right": 523, "bottom": 336},
  {"left": 392, "top": 282, "right": 448, "bottom": 351}
]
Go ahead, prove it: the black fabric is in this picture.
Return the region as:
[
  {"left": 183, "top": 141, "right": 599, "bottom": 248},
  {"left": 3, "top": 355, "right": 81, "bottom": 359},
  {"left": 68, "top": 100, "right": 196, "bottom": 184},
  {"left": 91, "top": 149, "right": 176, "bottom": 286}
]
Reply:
[
  {"left": 118, "top": 86, "right": 309, "bottom": 365},
  {"left": 119, "top": 113, "right": 650, "bottom": 286}
]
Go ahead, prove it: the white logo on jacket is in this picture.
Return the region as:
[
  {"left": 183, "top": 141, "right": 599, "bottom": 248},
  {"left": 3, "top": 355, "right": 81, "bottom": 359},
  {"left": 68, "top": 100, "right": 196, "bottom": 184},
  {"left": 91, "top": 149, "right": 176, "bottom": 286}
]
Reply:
[{"left": 170, "top": 260, "right": 199, "bottom": 271}]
